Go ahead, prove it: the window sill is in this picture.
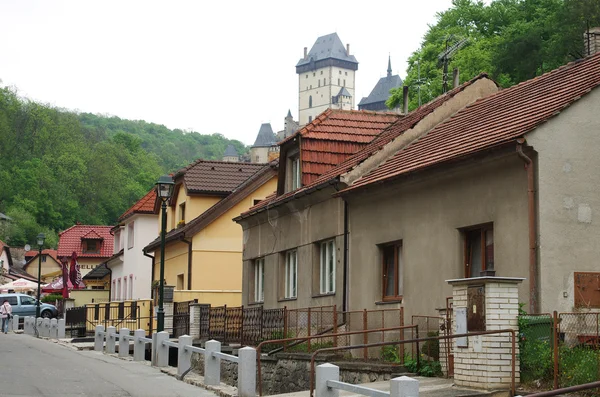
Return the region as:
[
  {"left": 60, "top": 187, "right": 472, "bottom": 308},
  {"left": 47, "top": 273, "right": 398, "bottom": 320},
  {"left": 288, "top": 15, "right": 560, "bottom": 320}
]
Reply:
[
  {"left": 278, "top": 297, "right": 297, "bottom": 303},
  {"left": 248, "top": 301, "right": 264, "bottom": 306},
  {"left": 312, "top": 292, "right": 336, "bottom": 299},
  {"left": 375, "top": 298, "right": 403, "bottom": 305}
]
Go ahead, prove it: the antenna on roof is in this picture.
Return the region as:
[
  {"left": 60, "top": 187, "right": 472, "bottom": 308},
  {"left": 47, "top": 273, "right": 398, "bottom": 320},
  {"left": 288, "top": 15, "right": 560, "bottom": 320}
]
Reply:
[
  {"left": 438, "top": 36, "right": 468, "bottom": 93},
  {"left": 413, "top": 59, "right": 427, "bottom": 107}
]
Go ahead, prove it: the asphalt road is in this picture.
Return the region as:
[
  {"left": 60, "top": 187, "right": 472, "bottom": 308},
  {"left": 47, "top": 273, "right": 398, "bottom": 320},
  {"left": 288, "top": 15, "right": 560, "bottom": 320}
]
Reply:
[{"left": 0, "top": 332, "right": 218, "bottom": 397}]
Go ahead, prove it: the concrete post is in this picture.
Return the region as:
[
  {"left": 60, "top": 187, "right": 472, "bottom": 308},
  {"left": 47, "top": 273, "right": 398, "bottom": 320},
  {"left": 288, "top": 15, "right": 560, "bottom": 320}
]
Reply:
[
  {"left": 12, "top": 315, "right": 19, "bottom": 332},
  {"left": 24, "top": 317, "right": 30, "bottom": 335},
  {"left": 177, "top": 335, "right": 193, "bottom": 376},
  {"left": 57, "top": 318, "right": 66, "bottom": 339},
  {"left": 133, "top": 329, "right": 145, "bottom": 361},
  {"left": 43, "top": 318, "right": 50, "bottom": 337},
  {"left": 28, "top": 317, "right": 34, "bottom": 335},
  {"left": 238, "top": 346, "right": 257, "bottom": 397},
  {"left": 36, "top": 317, "right": 43, "bottom": 337},
  {"left": 94, "top": 325, "right": 105, "bottom": 352},
  {"left": 390, "top": 376, "right": 419, "bottom": 397},
  {"left": 50, "top": 319, "right": 58, "bottom": 339},
  {"left": 119, "top": 328, "right": 130, "bottom": 358},
  {"left": 106, "top": 326, "right": 117, "bottom": 354},
  {"left": 315, "top": 363, "right": 339, "bottom": 397},
  {"left": 204, "top": 339, "right": 221, "bottom": 386},
  {"left": 153, "top": 331, "right": 169, "bottom": 367}
]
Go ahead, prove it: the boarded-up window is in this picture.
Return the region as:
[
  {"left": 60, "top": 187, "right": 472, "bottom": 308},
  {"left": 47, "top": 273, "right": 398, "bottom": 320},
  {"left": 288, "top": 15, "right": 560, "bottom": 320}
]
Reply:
[{"left": 575, "top": 272, "right": 600, "bottom": 308}]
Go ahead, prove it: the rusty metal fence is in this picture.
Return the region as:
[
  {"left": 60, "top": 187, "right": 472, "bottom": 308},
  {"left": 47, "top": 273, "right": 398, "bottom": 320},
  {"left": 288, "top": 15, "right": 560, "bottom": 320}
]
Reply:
[{"left": 518, "top": 311, "right": 600, "bottom": 391}]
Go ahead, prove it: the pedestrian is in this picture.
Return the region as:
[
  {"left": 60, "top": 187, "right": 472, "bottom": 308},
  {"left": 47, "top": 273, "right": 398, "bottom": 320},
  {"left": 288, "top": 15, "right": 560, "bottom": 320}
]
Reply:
[{"left": 0, "top": 299, "right": 12, "bottom": 334}]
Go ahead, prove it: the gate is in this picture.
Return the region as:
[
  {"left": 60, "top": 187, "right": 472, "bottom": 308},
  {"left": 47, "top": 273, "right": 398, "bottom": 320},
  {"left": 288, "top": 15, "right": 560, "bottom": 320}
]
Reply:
[
  {"left": 173, "top": 300, "right": 195, "bottom": 337},
  {"left": 65, "top": 306, "right": 87, "bottom": 337}
]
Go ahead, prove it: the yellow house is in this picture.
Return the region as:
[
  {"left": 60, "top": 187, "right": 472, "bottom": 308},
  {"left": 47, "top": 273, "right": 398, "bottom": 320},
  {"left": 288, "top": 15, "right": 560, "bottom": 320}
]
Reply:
[
  {"left": 144, "top": 160, "right": 278, "bottom": 306},
  {"left": 23, "top": 249, "right": 62, "bottom": 283}
]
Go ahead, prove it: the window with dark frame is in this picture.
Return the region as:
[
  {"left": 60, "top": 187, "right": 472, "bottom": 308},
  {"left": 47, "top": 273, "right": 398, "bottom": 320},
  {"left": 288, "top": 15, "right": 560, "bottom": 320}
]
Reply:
[
  {"left": 463, "top": 224, "right": 494, "bottom": 278},
  {"left": 284, "top": 250, "right": 297, "bottom": 299},
  {"left": 179, "top": 203, "right": 186, "bottom": 222},
  {"left": 382, "top": 242, "right": 403, "bottom": 301},
  {"left": 83, "top": 239, "right": 101, "bottom": 254},
  {"left": 320, "top": 240, "right": 336, "bottom": 294},
  {"left": 254, "top": 258, "right": 265, "bottom": 302}
]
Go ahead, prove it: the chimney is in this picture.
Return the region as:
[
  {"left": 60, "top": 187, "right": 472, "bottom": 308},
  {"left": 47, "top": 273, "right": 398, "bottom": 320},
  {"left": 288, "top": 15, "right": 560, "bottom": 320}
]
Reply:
[
  {"left": 304, "top": 47, "right": 308, "bottom": 59},
  {"left": 453, "top": 68, "right": 460, "bottom": 89},
  {"left": 584, "top": 27, "right": 600, "bottom": 56},
  {"left": 402, "top": 86, "right": 409, "bottom": 114},
  {"left": 346, "top": 44, "right": 350, "bottom": 56}
]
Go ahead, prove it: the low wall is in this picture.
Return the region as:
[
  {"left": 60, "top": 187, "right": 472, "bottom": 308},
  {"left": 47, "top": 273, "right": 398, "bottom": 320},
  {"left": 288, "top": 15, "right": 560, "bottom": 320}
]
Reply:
[
  {"left": 173, "top": 290, "right": 241, "bottom": 306},
  {"left": 70, "top": 289, "right": 110, "bottom": 306},
  {"left": 191, "top": 352, "right": 400, "bottom": 395}
]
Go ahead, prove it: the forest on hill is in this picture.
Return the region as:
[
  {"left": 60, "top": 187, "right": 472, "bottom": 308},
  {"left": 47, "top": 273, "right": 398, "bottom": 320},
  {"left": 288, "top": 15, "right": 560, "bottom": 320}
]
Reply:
[
  {"left": 0, "top": 87, "right": 247, "bottom": 248},
  {"left": 387, "top": 0, "right": 600, "bottom": 110}
]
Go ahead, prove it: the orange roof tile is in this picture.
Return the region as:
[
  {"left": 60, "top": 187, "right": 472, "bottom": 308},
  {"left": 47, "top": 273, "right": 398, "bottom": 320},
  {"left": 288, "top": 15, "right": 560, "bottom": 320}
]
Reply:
[
  {"left": 57, "top": 225, "right": 114, "bottom": 258},
  {"left": 24, "top": 249, "right": 58, "bottom": 262},
  {"left": 118, "top": 188, "right": 157, "bottom": 222},
  {"left": 238, "top": 74, "right": 492, "bottom": 219},
  {"left": 175, "top": 160, "right": 266, "bottom": 195},
  {"left": 343, "top": 53, "right": 600, "bottom": 193}
]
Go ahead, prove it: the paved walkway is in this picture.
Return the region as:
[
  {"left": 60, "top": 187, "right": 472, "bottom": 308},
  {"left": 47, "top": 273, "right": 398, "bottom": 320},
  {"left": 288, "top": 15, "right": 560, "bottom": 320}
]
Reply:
[{"left": 0, "top": 332, "right": 218, "bottom": 397}]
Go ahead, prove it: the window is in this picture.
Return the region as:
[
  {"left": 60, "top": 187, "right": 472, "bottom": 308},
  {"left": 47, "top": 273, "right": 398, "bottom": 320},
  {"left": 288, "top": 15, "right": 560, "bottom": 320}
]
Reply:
[
  {"left": 309, "top": 95, "right": 312, "bottom": 108},
  {"left": 313, "top": 72, "right": 315, "bottom": 77},
  {"left": 127, "top": 222, "right": 134, "bottom": 249},
  {"left": 177, "top": 274, "right": 184, "bottom": 290},
  {"left": 308, "top": 116, "right": 312, "bottom": 123},
  {"left": 343, "top": 79, "right": 346, "bottom": 86},
  {"left": 324, "top": 78, "right": 326, "bottom": 85},
  {"left": 4, "top": 296, "right": 17, "bottom": 305},
  {"left": 306, "top": 74, "right": 308, "bottom": 78},
  {"left": 112, "top": 280, "right": 116, "bottom": 299},
  {"left": 464, "top": 225, "right": 494, "bottom": 278},
  {"left": 117, "top": 279, "right": 121, "bottom": 301},
  {"left": 320, "top": 240, "right": 336, "bottom": 294},
  {"left": 114, "top": 230, "right": 121, "bottom": 252},
  {"left": 254, "top": 258, "right": 265, "bottom": 302},
  {"left": 339, "top": 70, "right": 342, "bottom": 75},
  {"left": 123, "top": 278, "right": 128, "bottom": 300},
  {"left": 179, "top": 203, "right": 186, "bottom": 223},
  {"left": 345, "top": 71, "right": 348, "bottom": 76},
  {"left": 253, "top": 199, "right": 262, "bottom": 206},
  {"left": 291, "top": 157, "right": 301, "bottom": 190},
  {"left": 318, "top": 80, "right": 320, "bottom": 87},
  {"left": 83, "top": 239, "right": 100, "bottom": 254},
  {"left": 129, "top": 275, "right": 133, "bottom": 299},
  {"left": 320, "top": 70, "right": 323, "bottom": 75},
  {"left": 41, "top": 255, "right": 47, "bottom": 263},
  {"left": 20, "top": 296, "right": 35, "bottom": 305},
  {"left": 382, "top": 242, "right": 403, "bottom": 300},
  {"left": 284, "top": 250, "right": 297, "bottom": 298},
  {"left": 338, "top": 78, "right": 340, "bottom": 86}
]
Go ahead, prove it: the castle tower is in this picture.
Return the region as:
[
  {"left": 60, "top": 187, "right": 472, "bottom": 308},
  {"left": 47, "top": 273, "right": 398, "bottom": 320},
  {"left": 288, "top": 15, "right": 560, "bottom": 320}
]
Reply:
[
  {"left": 296, "top": 33, "right": 359, "bottom": 126},
  {"left": 358, "top": 56, "right": 403, "bottom": 112},
  {"left": 250, "top": 123, "right": 279, "bottom": 163}
]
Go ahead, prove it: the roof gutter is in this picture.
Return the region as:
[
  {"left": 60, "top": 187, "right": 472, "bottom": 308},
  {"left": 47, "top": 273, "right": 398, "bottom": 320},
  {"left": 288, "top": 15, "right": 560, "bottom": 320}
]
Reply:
[
  {"left": 143, "top": 250, "right": 155, "bottom": 298},
  {"left": 516, "top": 139, "right": 538, "bottom": 313},
  {"left": 180, "top": 237, "right": 193, "bottom": 290}
]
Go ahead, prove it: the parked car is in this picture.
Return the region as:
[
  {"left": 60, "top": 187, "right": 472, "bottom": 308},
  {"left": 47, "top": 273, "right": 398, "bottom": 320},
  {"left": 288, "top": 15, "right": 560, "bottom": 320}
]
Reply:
[{"left": 0, "top": 293, "right": 58, "bottom": 318}]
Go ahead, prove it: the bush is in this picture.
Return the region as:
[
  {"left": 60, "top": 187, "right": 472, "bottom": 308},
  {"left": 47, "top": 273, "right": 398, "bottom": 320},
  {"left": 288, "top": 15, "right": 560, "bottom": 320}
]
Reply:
[
  {"left": 380, "top": 345, "right": 401, "bottom": 362},
  {"left": 41, "top": 294, "right": 63, "bottom": 303},
  {"left": 560, "top": 346, "right": 599, "bottom": 388},
  {"left": 421, "top": 331, "right": 440, "bottom": 360}
]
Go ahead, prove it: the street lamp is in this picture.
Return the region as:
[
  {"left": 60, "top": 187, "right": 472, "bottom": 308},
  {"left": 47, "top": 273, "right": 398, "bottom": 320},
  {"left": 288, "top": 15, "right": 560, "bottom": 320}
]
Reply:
[
  {"left": 35, "top": 233, "right": 46, "bottom": 318},
  {"left": 155, "top": 175, "right": 174, "bottom": 332}
]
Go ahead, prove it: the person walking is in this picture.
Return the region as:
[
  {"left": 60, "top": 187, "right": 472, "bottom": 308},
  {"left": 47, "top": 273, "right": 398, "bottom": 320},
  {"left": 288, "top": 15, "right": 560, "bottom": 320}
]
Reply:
[{"left": 0, "top": 299, "right": 12, "bottom": 334}]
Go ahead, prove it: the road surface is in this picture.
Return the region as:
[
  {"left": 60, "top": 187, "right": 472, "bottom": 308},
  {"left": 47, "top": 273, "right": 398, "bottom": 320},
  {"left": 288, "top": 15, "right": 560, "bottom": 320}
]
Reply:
[{"left": 0, "top": 332, "right": 218, "bottom": 396}]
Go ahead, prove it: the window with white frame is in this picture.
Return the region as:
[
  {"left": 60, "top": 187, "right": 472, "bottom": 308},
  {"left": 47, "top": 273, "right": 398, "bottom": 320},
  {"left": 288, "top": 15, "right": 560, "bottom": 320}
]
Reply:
[
  {"left": 127, "top": 222, "right": 134, "bottom": 249},
  {"left": 112, "top": 280, "right": 116, "bottom": 300},
  {"left": 284, "top": 250, "right": 298, "bottom": 299},
  {"left": 123, "top": 278, "right": 128, "bottom": 300},
  {"left": 129, "top": 275, "right": 133, "bottom": 299},
  {"left": 291, "top": 157, "right": 301, "bottom": 190},
  {"left": 114, "top": 229, "right": 121, "bottom": 252},
  {"left": 117, "top": 279, "right": 121, "bottom": 301},
  {"left": 254, "top": 258, "right": 265, "bottom": 302},
  {"left": 320, "top": 240, "right": 336, "bottom": 294}
]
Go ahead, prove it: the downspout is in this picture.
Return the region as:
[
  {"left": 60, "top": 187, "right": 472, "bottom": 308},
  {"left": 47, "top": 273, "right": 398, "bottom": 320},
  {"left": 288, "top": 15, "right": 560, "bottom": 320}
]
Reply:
[
  {"left": 105, "top": 262, "right": 112, "bottom": 303},
  {"left": 143, "top": 250, "right": 155, "bottom": 297},
  {"left": 516, "top": 139, "right": 538, "bottom": 313},
  {"left": 343, "top": 201, "right": 349, "bottom": 313},
  {"left": 180, "top": 237, "right": 193, "bottom": 290}
]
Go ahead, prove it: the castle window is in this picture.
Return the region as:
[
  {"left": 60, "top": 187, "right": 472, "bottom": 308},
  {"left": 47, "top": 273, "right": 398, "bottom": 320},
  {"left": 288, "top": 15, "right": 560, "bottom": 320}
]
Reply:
[
  {"left": 324, "top": 78, "right": 326, "bottom": 85},
  {"left": 318, "top": 80, "right": 320, "bottom": 87},
  {"left": 306, "top": 74, "right": 308, "bottom": 79},
  {"left": 344, "top": 79, "right": 346, "bottom": 86},
  {"left": 339, "top": 70, "right": 342, "bottom": 75},
  {"left": 309, "top": 116, "right": 313, "bottom": 123},
  {"left": 309, "top": 96, "right": 312, "bottom": 108},
  {"left": 345, "top": 71, "right": 348, "bottom": 76},
  {"left": 338, "top": 78, "right": 340, "bottom": 86},
  {"left": 313, "top": 73, "right": 315, "bottom": 77},
  {"left": 320, "top": 70, "right": 323, "bottom": 75},
  {"left": 310, "top": 85, "right": 312, "bottom": 89}
]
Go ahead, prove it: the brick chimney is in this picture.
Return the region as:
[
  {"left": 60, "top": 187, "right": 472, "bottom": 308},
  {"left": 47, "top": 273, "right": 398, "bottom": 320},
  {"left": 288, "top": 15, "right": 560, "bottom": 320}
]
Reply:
[
  {"left": 584, "top": 27, "right": 600, "bottom": 56},
  {"left": 304, "top": 47, "right": 308, "bottom": 59}
]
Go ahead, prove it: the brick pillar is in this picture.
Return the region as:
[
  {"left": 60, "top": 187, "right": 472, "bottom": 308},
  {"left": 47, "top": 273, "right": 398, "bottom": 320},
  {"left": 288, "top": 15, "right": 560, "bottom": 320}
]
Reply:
[
  {"left": 164, "top": 302, "right": 174, "bottom": 332},
  {"left": 189, "top": 303, "right": 201, "bottom": 339},
  {"left": 447, "top": 277, "right": 523, "bottom": 390},
  {"left": 436, "top": 307, "right": 448, "bottom": 376}
]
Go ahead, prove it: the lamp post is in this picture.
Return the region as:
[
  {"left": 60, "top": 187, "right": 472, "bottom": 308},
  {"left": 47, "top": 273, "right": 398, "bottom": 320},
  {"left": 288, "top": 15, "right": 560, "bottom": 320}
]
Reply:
[
  {"left": 35, "top": 233, "right": 46, "bottom": 318},
  {"left": 155, "top": 175, "right": 174, "bottom": 332}
]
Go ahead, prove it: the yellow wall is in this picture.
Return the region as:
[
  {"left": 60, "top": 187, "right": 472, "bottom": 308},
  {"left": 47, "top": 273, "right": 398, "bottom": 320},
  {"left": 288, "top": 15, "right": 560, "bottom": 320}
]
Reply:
[
  {"left": 166, "top": 187, "right": 221, "bottom": 232},
  {"left": 77, "top": 258, "right": 106, "bottom": 277},
  {"left": 174, "top": 290, "right": 241, "bottom": 306},
  {"left": 85, "top": 299, "right": 153, "bottom": 333},
  {"left": 153, "top": 240, "right": 189, "bottom": 289},
  {"left": 24, "top": 257, "right": 62, "bottom": 279},
  {"left": 70, "top": 289, "right": 110, "bottom": 306}
]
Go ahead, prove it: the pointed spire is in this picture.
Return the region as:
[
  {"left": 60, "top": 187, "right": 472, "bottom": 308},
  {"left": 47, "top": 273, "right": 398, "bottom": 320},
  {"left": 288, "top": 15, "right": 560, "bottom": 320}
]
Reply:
[
  {"left": 387, "top": 55, "right": 392, "bottom": 77},
  {"left": 287, "top": 109, "right": 292, "bottom": 118}
]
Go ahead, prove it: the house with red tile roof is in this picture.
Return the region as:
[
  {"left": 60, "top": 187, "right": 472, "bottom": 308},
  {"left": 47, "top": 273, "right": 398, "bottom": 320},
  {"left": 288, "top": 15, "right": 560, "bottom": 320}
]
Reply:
[
  {"left": 335, "top": 51, "right": 600, "bottom": 317},
  {"left": 233, "top": 77, "right": 499, "bottom": 312},
  {"left": 0, "top": 239, "right": 12, "bottom": 283},
  {"left": 57, "top": 224, "right": 114, "bottom": 290},
  {"left": 107, "top": 188, "right": 158, "bottom": 301},
  {"left": 143, "top": 159, "right": 278, "bottom": 307}
]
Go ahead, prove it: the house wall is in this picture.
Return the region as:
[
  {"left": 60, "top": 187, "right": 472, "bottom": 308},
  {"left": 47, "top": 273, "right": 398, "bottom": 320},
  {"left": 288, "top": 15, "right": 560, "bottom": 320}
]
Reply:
[
  {"left": 345, "top": 151, "right": 529, "bottom": 320},
  {"left": 240, "top": 188, "right": 345, "bottom": 310},
  {"left": 525, "top": 87, "right": 600, "bottom": 313},
  {"left": 70, "top": 288, "right": 109, "bottom": 306},
  {"left": 0, "top": 250, "right": 10, "bottom": 273},
  {"left": 122, "top": 214, "right": 156, "bottom": 300},
  {"left": 78, "top": 258, "right": 106, "bottom": 277},
  {"left": 250, "top": 147, "right": 270, "bottom": 163},
  {"left": 153, "top": 240, "right": 189, "bottom": 290},
  {"left": 108, "top": 257, "right": 124, "bottom": 300},
  {"left": 23, "top": 257, "right": 61, "bottom": 279}
]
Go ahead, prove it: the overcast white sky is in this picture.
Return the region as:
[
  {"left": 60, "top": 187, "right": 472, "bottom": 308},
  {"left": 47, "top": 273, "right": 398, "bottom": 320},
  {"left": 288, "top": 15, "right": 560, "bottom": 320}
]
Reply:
[{"left": 0, "top": 0, "right": 457, "bottom": 145}]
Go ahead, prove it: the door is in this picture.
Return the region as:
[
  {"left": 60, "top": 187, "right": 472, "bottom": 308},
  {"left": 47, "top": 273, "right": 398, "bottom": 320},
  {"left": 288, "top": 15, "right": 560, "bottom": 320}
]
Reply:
[{"left": 18, "top": 295, "right": 37, "bottom": 316}]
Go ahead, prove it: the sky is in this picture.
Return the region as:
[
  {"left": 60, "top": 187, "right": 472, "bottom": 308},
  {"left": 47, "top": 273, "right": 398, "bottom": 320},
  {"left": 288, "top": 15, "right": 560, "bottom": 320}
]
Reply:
[{"left": 0, "top": 0, "right": 458, "bottom": 145}]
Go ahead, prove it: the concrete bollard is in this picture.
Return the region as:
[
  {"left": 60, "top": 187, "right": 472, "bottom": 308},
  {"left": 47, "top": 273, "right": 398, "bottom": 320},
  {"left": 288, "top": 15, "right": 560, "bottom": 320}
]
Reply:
[
  {"left": 119, "top": 328, "right": 130, "bottom": 358},
  {"left": 12, "top": 315, "right": 19, "bottom": 332},
  {"left": 204, "top": 339, "right": 221, "bottom": 386},
  {"left": 133, "top": 329, "right": 145, "bottom": 361},
  {"left": 316, "top": 363, "right": 340, "bottom": 397},
  {"left": 152, "top": 331, "right": 169, "bottom": 367},
  {"left": 36, "top": 317, "right": 43, "bottom": 337},
  {"left": 50, "top": 319, "right": 58, "bottom": 339},
  {"left": 238, "top": 346, "right": 257, "bottom": 397},
  {"left": 24, "top": 317, "right": 30, "bottom": 335},
  {"left": 43, "top": 318, "right": 50, "bottom": 337},
  {"left": 57, "top": 319, "right": 66, "bottom": 339},
  {"left": 28, "top": 317, "right": 34, "bottom": 335},
  {"left": 106, "top": 326, "right": 116, "bottom": 354},
  {"left": 94, "top": 325, "right": 105, "bottom": 352},
  {"left": 177, "top": 335, "right": 193, "bottom": 376},
  {"left": 390, "top": 376, "right": 419, "bottom": 397}
]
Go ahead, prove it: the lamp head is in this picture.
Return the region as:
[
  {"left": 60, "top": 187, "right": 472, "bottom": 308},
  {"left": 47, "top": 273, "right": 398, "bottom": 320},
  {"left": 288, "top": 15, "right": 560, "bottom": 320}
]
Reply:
[
  {"left": 36, "top": 233, "right": 46, "bottom": 247},
  {"left": 156, "top": 175, "right": 174, "bottom": 200}
]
